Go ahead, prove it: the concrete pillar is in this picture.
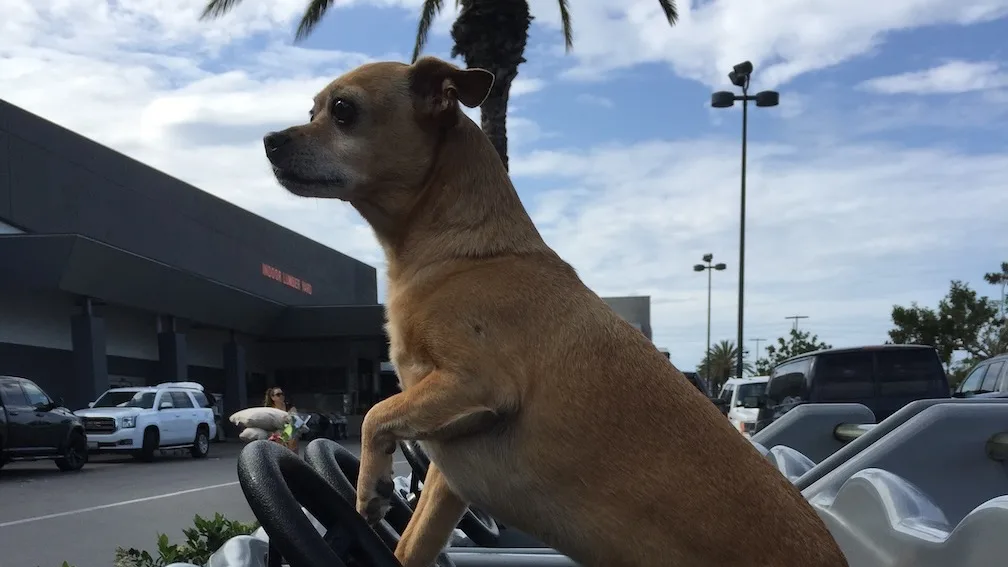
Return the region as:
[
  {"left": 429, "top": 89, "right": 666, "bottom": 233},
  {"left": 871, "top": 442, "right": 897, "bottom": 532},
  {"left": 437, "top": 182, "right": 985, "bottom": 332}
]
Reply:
[
  {"left": 157, "top": 316, "right": 187, "bottom": 383},
  {"left": 70, "top": 309, "right": 109, "bottom": 410},
  {"left": 222, "top": 338, "right": 248, "bottom": 436}
]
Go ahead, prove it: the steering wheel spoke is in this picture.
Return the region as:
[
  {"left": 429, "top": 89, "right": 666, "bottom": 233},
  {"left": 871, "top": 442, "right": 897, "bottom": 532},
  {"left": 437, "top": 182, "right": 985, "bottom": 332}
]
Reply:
[
  {"left": 303, "top": 438, "right": 457, "bottom": 567},
  {"left": 237, "top": 439, "right": 401, "bottom": 567}
]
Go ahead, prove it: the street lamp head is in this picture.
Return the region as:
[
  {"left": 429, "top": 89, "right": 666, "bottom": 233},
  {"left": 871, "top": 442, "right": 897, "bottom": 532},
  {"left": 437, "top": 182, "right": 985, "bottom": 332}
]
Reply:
[
  {"left": 733, "top": 61, "right": 754, "bottom": 76},
  {"left": 729, "top": 61, "right": 753, "bottom": 88},
  {"left": 714, "top": 263, "right": 727, "bottom": 270},
  {"left": 711, "top": 91, "right": 736, "bottom": 108},
  {"left": 754, "top": 90, "right": 780, "bottom": 107},
  {"left": 693, "top": 264, "right": 706, "bottom": 272},
  {"left": 702, "top": 253, "right": 713, "bottom": 262}
]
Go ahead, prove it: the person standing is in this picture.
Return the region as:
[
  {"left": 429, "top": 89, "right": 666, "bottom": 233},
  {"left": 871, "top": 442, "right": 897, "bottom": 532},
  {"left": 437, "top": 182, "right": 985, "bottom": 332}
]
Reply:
[{"left": 263, "top": 387, "right": 299, "bottom": 453}]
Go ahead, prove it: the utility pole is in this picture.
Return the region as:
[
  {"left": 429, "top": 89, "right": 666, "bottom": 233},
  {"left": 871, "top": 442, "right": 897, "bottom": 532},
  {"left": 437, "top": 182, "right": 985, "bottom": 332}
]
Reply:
[
  {"left": 749, "top": 337, "right": 766, "bottom": 365},
  {"left": 785, "top": 315, "right": 808, "bottom": 332}
]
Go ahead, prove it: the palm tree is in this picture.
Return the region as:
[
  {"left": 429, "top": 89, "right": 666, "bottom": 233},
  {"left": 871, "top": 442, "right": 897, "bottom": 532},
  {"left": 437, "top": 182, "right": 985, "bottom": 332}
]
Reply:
[
  {"left": 200, "top": 0, "right": 679, "bottom": 170},
  {"left": 698, "top": 340, "right": 753, "bottom": 394}
]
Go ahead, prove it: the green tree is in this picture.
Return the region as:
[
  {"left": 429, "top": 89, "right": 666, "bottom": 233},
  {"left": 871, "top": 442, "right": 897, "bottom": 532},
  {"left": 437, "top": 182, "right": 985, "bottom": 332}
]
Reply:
[
  {"left": 698, "top": 340, "right": 753, "bottom": 393},
  {"left": 984, "top": 261, "right": 1008, "bottom": 320},
  {"left": 888, "top": 269, "right": 1008, "bottom": 387},
  {"left": 754, "top": 328, "right": 832, "bottom": 376},
  {"left": 199, "top": 0, "right": 679, "bottom": 170}
]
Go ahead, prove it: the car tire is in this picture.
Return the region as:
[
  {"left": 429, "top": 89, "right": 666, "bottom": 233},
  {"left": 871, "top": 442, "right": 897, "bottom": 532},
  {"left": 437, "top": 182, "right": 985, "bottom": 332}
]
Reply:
[
  {"left": 134, "top": 427, "right": 159, "bottom": 462},
  {"left": 190, "top": 426, "right": 210, "bottom": 459},
  {"left": 55, "top": 430, "right": 88, "bottom": 472}
]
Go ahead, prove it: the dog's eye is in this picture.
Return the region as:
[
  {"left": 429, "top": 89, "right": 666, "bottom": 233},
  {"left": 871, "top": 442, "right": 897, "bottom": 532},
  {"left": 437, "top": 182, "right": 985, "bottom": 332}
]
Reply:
[{"left": 331, "top": 98, "right": 357, "bottom": 126}]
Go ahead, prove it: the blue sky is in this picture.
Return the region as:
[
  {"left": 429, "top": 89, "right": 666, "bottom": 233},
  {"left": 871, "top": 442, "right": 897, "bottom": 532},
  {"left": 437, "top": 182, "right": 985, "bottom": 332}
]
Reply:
[{"left": 3, "top": 0, "right": 1008, "bottom": 371}]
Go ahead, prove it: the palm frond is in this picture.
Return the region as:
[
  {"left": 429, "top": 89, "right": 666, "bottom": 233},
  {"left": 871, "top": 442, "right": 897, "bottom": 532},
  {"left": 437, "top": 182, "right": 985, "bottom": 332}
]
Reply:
[
  {"left": 557, "top": 0, "right": 574, "bottom": 51},
  {"left": 412, "top": 0, "right": 447, "bottom": 62},
  {"left": 295, "top": 0, "right": 335, "bottom": 42},
  {"left": 656, "top": 0, "right": 679, "bottom": 26},
  {"left": 199, "top": 0, "right": 245, "bottom": 20}
]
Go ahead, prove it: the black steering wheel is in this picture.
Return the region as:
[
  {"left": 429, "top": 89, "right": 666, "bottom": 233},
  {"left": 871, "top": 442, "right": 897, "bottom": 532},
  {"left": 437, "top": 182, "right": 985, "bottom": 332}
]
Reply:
[
  {"left": 303, "top": 438, "right": 456, "bottom": 567},
  {"left": 236, "top": 439, "right": 401, "bottom": 567},
  {"left": 398, "top": 440, "right": 501, "bottom": 547}
]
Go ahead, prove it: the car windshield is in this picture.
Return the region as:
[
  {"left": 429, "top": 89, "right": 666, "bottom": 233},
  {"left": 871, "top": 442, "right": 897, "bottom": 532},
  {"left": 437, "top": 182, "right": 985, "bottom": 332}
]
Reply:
[
  {"left": 93, "top": 390, "right": 156, "bottom": 409},
  {"left": 736, "top": 382, "right": 766, "bottom": 403}
]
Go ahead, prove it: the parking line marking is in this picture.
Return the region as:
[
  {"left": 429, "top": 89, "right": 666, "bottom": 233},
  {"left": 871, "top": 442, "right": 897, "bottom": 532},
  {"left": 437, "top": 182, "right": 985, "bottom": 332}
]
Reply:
[
  {"left": 2, "top": 459, "right": 411, "bottom": 529},
  {"left": 0, "top": 481, "right": 240, "bottom": 528}
]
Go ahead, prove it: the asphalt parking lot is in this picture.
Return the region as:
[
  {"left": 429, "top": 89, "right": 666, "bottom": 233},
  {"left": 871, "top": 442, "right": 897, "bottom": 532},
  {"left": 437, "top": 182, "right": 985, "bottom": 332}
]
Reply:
[{"left": 0, "top": 440, "right": 411, "bottom": 567}]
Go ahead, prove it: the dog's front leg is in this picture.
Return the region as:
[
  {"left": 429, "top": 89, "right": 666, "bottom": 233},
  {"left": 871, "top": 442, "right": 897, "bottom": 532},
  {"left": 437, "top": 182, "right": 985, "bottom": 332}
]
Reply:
[
  {"left": 356, "top": 369, "right": 502, "bottom": 526},
  {"left": 395, "top": 463, "right": 468, "bottom": 567}
]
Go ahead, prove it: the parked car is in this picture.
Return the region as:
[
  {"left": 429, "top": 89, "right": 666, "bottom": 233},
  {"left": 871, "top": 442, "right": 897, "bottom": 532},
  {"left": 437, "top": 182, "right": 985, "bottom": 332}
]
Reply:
[
  {"left": 953, "top": 353, "right": 1008, "bottom": 398},
  {"left": 188, "top": 389, "right": 226, "bottom": 442},
  {"left": 751, "top": 345, "right": 951, "bottom": 434},
  {"left": 74, "top": 381, "right": 216, "bottom": 461},
  {"left": 716, "top": 376, "right": 769, "bottom": 436},
  {"left": 0, "top": 375, "right": 88, "bottom": 472}
]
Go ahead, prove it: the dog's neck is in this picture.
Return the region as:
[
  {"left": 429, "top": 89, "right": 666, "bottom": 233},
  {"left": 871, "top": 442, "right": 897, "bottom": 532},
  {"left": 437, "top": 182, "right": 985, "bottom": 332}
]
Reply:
[{"left": 353, "top": 115, "right": 550, "bottom": 278}]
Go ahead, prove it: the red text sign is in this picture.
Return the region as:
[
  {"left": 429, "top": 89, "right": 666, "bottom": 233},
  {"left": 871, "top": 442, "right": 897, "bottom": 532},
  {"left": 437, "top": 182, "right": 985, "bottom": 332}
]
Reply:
[{"left": 261, "top": 263, "right": 313, "bottom": 295}]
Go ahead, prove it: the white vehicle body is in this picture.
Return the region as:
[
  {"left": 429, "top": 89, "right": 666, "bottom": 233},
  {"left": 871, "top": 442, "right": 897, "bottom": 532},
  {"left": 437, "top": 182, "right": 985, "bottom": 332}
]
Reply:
[
  {"left": 74, "top": 382, "right": 216, "bottom": 459},
  {"left": 717, "top": 376, "right": 769, "bottom": 437}
]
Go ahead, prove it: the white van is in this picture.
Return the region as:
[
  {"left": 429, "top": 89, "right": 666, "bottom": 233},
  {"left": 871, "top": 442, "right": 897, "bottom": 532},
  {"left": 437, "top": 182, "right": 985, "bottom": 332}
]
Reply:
[{"left": 717, "top": 376, "right": 769, "bottom": 437}]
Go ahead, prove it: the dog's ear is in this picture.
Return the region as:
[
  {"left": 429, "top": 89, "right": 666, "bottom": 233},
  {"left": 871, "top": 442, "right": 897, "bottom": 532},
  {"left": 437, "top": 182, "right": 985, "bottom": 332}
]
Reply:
[{"left": 409, "top": 56, "right": 495, "bottom": 117}]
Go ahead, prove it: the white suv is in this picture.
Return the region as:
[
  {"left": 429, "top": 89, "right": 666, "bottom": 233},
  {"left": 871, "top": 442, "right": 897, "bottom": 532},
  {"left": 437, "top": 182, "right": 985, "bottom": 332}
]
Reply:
[{"left": 75, "top": 382, "right": 216, "bottom": 461}]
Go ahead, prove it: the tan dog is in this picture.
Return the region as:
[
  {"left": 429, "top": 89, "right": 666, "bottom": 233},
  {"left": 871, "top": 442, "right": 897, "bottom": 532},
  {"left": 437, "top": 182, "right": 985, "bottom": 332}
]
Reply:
[{"left": 262, "top": 56, "right": 849, "bottom": 567}]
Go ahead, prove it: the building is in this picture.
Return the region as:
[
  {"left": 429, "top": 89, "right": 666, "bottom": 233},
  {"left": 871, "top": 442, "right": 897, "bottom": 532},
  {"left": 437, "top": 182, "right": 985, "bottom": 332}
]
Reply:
[
  {"left": 0, "top": 99, "right": 661, "bottom": 435},
  {"left": 0, "top": 99, "right": 389, "bottom": 429}
]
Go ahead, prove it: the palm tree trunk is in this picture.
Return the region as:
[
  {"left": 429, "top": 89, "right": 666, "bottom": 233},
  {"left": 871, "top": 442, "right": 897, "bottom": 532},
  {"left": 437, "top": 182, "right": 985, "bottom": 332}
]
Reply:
[
  {"left": 450, "top": 0, "right": 532, "bottom": 171},
  {"left": 478, "top": 68, "right": 515, "bottom": 170}
]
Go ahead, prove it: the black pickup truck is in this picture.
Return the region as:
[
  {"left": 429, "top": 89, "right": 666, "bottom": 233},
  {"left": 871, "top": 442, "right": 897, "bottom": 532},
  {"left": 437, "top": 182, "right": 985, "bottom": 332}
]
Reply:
[{"left": 0, "top": 375, "right": 89, "bottom": 472}]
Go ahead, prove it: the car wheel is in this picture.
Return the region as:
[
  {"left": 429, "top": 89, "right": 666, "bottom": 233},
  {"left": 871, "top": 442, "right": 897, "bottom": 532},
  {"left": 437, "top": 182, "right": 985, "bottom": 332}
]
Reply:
[
  {"left": 134, "top": 427, "right": 159, "bottom": 461},
  {"left": 55, "top": 430, "right": 88, "bottom": 472},
  {"left": 190, "top": 426, "right": 210, "bottom": 459}
]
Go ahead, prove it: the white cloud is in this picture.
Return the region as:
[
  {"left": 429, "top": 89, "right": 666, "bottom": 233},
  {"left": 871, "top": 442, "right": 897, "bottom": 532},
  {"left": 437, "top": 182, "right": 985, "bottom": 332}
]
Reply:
[
  {"left": 511, "top": 78, "right": 547, "bottom": 96},
  {"left": 575, "top": 93, "right": 614, "bottom": 108},
  {"left": 2, "top": 1, "right": 1005, "bottom": 374},
  {"left": 859, "top": 60, "right": 1008, "bottom": 94},
  {"left": 521, "top": 0, "right": 1008, "bottom": 88},
  {"left": 512, "top": 139, "right": 1008, "bottom": 366}
]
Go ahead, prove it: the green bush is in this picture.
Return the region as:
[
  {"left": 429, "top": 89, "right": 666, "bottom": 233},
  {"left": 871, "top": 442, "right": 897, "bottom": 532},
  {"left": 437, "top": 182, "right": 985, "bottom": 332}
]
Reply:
[{"left": 112, "top": 512, "right": 260, "bottom": 567}]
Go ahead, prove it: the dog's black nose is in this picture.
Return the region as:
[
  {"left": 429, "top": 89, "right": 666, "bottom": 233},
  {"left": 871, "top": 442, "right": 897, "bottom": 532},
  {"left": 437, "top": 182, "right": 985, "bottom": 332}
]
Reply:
[{"left": 263, "top": 131, "right": 292, "bottom": 154}]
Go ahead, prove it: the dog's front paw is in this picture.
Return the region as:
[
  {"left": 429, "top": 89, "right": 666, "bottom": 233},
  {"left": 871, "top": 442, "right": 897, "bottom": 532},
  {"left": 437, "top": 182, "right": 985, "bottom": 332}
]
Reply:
[{"left": 356, "top": 475, "right": 395, "bottom": 525}]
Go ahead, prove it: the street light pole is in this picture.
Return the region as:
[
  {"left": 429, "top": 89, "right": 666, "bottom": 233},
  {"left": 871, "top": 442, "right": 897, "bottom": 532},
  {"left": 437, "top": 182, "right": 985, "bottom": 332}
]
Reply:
[
  {"left": 711, "top": 61, "right": 780, "bottom": 381},
  {"left": 694, "top": 254, "right": 727, "bottom": 385}
]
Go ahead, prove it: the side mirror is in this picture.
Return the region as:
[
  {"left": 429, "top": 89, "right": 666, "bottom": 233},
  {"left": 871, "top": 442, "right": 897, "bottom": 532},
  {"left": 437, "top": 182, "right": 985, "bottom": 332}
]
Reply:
[
  {"left": 742, "top": 395, "right": 761, "bottom": 409},
  {"left": 88, "top": 401, "right": 95, "bottom": 408},
  {"left": 57, "top": 397, "right": 65, "bottom": 408},
  {"left": 159, "top": 401, "right": 173, "bottom": 410}
]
